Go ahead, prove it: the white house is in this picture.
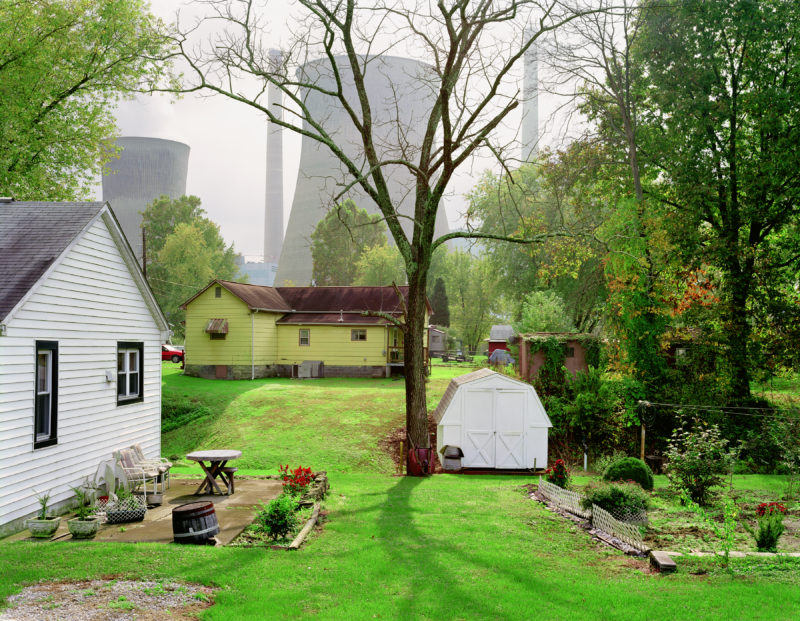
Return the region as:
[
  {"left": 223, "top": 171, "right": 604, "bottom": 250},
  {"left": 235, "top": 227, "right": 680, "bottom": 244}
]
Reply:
[
  {"left": 0, "top": 200, "right": 169, "bottom": 535},
  {"left": 433, "top": 368, "right": 552, "bottom": 470}
]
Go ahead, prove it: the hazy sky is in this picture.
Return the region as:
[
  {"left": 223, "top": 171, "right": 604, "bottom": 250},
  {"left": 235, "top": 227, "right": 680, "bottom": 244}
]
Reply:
[{"left": 105, "top": 1, "right": 566, "bottom": 259}]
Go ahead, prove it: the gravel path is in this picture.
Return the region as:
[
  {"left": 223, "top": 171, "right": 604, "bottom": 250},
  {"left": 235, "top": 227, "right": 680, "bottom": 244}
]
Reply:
[{"left": 0, "top": 579, "right": 215, "bottom": 620}]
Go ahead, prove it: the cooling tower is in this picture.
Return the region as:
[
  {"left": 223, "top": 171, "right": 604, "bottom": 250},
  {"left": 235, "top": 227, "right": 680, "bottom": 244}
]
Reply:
[
  {"left": 264, "top": 50, "right": 284, "bottom": 265},
  {"left": 275, "top": 55, "right": 449, "bottom": 286},
  {"left": 521, "top": 32, "right": 539, "bottom": 162},
  {"left": 102, "top": 137, "right": 190, "bottom": 262}
]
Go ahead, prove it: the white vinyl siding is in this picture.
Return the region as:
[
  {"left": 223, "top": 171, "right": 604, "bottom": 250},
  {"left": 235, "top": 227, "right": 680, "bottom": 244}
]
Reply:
[{"left": 0, "top": 217, "right": 163, "bottom": 531}]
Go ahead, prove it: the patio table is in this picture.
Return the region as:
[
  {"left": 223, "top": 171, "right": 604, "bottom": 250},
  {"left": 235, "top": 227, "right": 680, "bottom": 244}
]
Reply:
[{"left": 186, "top": 450, "right": 242, "bottom": 495}]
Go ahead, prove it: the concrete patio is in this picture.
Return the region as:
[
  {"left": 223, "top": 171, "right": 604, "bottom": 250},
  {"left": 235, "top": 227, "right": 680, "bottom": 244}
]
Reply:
[{"left": 9, "top": 477, "right": 283, "bottom": 545}]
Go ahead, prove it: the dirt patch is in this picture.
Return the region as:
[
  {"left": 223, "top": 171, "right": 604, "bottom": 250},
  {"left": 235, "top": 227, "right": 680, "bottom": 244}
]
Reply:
[
  {"left": 0, "top": 579, "right": 215, "bottom": 620},
  {"left": 379, "top": 415, "right": 441, "bottom": 473}
]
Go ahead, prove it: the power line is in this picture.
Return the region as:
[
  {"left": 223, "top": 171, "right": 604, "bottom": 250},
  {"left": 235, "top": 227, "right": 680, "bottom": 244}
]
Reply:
[{"left": 640, "top": 400, "right": 799, "bottom": 420}]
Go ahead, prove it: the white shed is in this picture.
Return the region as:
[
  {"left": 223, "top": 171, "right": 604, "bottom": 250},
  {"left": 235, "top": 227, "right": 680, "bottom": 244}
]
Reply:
[
  {"left": 434, "top": 369, "right": 552, "bottom": 470},
  {"left": 0, "top": 201, "right": 169, "bottom": 535}
]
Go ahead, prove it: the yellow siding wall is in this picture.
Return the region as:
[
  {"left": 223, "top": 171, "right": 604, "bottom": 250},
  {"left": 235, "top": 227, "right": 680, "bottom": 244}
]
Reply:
[
  {"left": 276, "top": 325, "right": 388, "bottom": 366},
  {"left": 184, "top": 286, "right": 280, "bottom": 365}
]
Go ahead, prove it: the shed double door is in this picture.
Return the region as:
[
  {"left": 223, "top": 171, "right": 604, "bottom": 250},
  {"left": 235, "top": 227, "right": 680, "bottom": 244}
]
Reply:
[{"left": 463, "top": 389, "right": 526, "bottom": 469}]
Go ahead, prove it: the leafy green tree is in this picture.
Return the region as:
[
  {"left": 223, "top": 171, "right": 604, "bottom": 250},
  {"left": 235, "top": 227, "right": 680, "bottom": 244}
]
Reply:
[
  {"left": 170, "top": 0, "right": 608, "bottom": 472},
  {"left": 429, "top": 277, "right": 450, "bottom": 327},
  {"left": 634, "top": 0, "right": 800, "bottom": 400},
  {"left": 141, "top": 195, "right": 240, "bottom": 337},
  {"left": 516, "top": 290, "right": 574, "bottom": 334},
  {"left": 353, "top": 243, "right": 406, "bottom": 286},
  {"left": 0, "top": 0, "right": 171, "bottom": 200},
  {"left": 442, "top": 251, "right": 494, "bottom": 353},
  {"left": 311, "top": 200, "right": 386, "bottom": 286}
]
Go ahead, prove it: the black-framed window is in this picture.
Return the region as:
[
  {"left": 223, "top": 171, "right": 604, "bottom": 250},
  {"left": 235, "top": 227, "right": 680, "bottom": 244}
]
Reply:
[
  {"left": 299, "top": 329, "right": 310, "bottom": 346},
  {"left": 351, "top": 329, "right": 367, "bottom": 341},
  {"left": 117, "top": 342, "right": 144, "bottom": 405},
  {"left": 34, "top": 341, "right": 58, "bottom": 449},
  {"left": 215, "top": 286, "right": 222, "bottom": 298}
]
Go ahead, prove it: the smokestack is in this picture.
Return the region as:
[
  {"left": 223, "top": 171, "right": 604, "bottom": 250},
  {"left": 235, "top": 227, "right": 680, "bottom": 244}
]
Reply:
[
  {"left": 264, "top": 49, "right": 284, "bottom": 264},
  {"left": 521, "top": 29, "right": 539, "bottom": 162}
]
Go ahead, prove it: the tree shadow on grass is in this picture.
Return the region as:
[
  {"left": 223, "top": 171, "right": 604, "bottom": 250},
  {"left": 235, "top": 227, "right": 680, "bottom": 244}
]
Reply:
[{"left": 376, "top": 475, "right": 566, "bottom": 619}]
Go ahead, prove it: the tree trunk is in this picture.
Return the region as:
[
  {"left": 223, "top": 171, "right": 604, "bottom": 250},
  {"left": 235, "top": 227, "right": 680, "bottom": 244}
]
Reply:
[
  {"left": 404, "top": 270, "right": 430, "bottom": 474},
  {"left": 726, "top": 270, "right": 752, "bottom": 402}
]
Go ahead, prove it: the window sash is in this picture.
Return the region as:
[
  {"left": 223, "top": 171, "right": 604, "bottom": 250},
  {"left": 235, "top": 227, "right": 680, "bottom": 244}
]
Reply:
[
  {"left": 117, "top": 346, "right": 141, "bottom": 400},
  {"left": 299, "top": 329, "right": 310, "bottom": 346},
  {"left": 34, "top": 341, "right": 57, "bottom": 448},
  {"left": 351, "top": 329, "right": 367, "bottom": 341}
]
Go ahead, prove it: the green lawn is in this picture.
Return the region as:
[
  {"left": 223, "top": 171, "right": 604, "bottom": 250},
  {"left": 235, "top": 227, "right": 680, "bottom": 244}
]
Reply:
[
  {"left": 3, "top": 363, "right": 800, "bottom": 619},
  {"left": 161, "top": 364, "right": 463, "bottom": 474},
  {"left": 3, "top": 474, "right": 799, "bottom": 620}
]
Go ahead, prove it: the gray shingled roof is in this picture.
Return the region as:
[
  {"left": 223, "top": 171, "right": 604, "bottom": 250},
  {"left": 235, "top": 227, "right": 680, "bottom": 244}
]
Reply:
[
  {"left": 0, "top": 202, "right": 105, "bottom": 322},
  {"left": 432, "top": 368, "right": 497, "bottom": 423},
  {"left": 489, "top": 324, "right": 515, "bottom": 342}
]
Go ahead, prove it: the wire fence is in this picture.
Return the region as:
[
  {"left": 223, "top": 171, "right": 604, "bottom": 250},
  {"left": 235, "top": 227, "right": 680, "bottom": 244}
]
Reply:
[{"left": 538, "top": 477, "right": 647, "bottom": 552}]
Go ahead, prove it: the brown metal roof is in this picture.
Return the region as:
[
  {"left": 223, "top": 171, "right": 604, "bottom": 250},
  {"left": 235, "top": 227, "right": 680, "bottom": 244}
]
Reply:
[
  {"left": 277, "top": 313, "right": 395, "bottom": 325},
  {"left": 205, "top": 318, "right": 229, "bottom": 334},
  {"left": 182, "top": 281, "right": 432, "bottom": 316},
  {"left": 276, "top": 286, "right": 417, "bottom": 313},
  {"left": 180, "top": 280, "right": 292, "bottom": 311}
]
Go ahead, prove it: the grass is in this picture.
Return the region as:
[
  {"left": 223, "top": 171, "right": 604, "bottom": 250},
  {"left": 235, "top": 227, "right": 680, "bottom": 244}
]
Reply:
[
  {"left": 161, "top": 364, "right": 463, "bottom": 474},
  {"left": 3, "top": 474, "right": 800, "bottom": 620},
  {"left": 3, "top": 362, "right": 800, "bottom": 619}
]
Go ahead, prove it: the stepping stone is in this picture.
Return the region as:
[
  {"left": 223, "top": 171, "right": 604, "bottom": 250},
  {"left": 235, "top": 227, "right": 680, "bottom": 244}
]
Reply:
[{"left": 649, "top": 550, "right": 677, "bottom": 573}]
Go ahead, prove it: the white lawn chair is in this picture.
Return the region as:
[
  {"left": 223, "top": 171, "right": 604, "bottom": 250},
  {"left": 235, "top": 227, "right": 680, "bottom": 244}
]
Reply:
[
  {"left": 113, "top": 448, "right": 160, "bottom": 503},
  {"left": 129, "top": 444, "right": 172, "bottom": 490}
]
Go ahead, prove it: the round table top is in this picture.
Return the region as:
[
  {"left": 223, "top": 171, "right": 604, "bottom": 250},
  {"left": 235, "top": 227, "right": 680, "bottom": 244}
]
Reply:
[{"left": 186, "top": 450, "right": 242, "bottom": 462}]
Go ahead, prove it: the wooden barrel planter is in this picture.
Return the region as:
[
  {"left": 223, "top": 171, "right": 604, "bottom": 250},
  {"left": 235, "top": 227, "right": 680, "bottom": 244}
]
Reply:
[{"left": 172, "top": 501, "right": 219, "bottom": 545}]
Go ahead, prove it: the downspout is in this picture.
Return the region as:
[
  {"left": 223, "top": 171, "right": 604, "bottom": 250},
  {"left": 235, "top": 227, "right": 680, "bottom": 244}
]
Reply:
[{"left": 251, "top": 310, "right": 256, "bottom": 380}]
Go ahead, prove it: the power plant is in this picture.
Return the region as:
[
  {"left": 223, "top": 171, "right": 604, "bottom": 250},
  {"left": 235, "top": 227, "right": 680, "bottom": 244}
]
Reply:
[
  {"left": 521, "top": 30, "right": 539, "bottom": 162},
  {"left": 101, "top": 137, "right": 190, "bottom": 263},
  {"left": 274, "top": 55, "right": 450, "bottom": 286},
  {"left": 264, "top": 49, "right": 284, "bottom": 266}
]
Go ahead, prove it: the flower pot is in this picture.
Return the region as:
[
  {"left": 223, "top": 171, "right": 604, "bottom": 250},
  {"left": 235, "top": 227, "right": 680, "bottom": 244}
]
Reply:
[
  {"left": 105, "top": 496, "right": 147, "bottom": 524},
  {"left": 26, "top": 517, "right": 61, "bottom": 539},
  {"left": 67, "top": 517, "right": 100, "bottom": 539}
]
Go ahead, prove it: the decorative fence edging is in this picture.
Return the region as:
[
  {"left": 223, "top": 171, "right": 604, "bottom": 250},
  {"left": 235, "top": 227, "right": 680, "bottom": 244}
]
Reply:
[{"left": 537, "top": 477, "right": 647, "bottom": 554}]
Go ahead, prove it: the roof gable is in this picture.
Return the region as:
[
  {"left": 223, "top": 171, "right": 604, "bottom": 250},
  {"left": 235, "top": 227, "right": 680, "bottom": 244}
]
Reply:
[
  {"left": 0, "top": 201, "right": 168, "bottom": 332},
  {"left": 0, "top": 202, "right": 104, "bottom": 322}
]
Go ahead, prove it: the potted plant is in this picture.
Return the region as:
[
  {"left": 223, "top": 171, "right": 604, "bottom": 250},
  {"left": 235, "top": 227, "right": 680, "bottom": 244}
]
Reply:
[
  {"left": 67, "top": 485, "right": 100, "bottom": 539},
  {"left": 105, "top": 487, "right": 146, "bottom": 524},
  {"left": 25, "top": 490, "right": 61, "bottom": 539}
]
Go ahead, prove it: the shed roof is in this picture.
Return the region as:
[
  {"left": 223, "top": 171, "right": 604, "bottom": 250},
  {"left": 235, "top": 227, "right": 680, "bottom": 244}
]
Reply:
[
  {"left": 488, "top": 324, "right": 515, "bottom": 342},
  {"left": 0, "top": 202, "right": 105, "bottom": 321},
  {"left": 432, "top": 368, "right": 497, "bottom": 423}
]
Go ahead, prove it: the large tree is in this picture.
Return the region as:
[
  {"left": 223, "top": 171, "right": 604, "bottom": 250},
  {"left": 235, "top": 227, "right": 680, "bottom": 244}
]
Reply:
[
  {"left": 311, "top": 199, "right": 386, "bottom": 286},
  {"left": 0, "top": 0, "right": 171, "bottom": 200},
  {"left": 168, "top": 0, "right": 605, "bottom": 472},
  {"left": 634, "top": 0, "right": 800, "bottom": 400},
  {"left": 141, "top": 195, "right": 240, "bottom": 337}
]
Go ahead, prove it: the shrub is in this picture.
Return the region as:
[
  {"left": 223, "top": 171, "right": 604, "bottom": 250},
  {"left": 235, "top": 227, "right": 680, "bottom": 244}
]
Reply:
[
  {"left": 744, "top": 502, "right": 788, "bottom": 552},
  {"left": 279, "top": 464, "right": 314, "bottom": 496},
  {"left": 256, "top": 495, "right": 298, "bottom": 540},
  {"left": 603, "top": 457, "right": 654, "bottom": 491},
  {"left": 665, "top": 418, "right": 735, "bottom": 506},
  {"left": 580, "top": 481, "right": 649, "bottom": 517},
  {"left": 545, "top": 459, "right": 570, "bottom": 489},
  {"left": 593, "top": 450, "right": 627, "bottom": 477}
]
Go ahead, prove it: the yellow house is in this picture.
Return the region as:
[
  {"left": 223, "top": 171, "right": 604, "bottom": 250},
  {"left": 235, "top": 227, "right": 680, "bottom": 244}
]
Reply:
[{"left": 181, "top": 281, "right": 430, "bottom": 379}]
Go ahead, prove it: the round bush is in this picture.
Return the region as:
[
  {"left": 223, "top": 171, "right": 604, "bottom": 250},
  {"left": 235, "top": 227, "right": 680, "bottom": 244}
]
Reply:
[
  {"left": 603, "top": 457, "right": 654, "bottom": 491},
  {"left": 580, "top": 480, "right": 649, "bottom": 515}
]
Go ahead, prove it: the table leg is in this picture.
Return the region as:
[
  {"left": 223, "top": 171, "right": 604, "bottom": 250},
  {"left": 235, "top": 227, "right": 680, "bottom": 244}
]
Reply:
[{"left": 194, "top": 460, "right": 226, "bottom": 495}]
